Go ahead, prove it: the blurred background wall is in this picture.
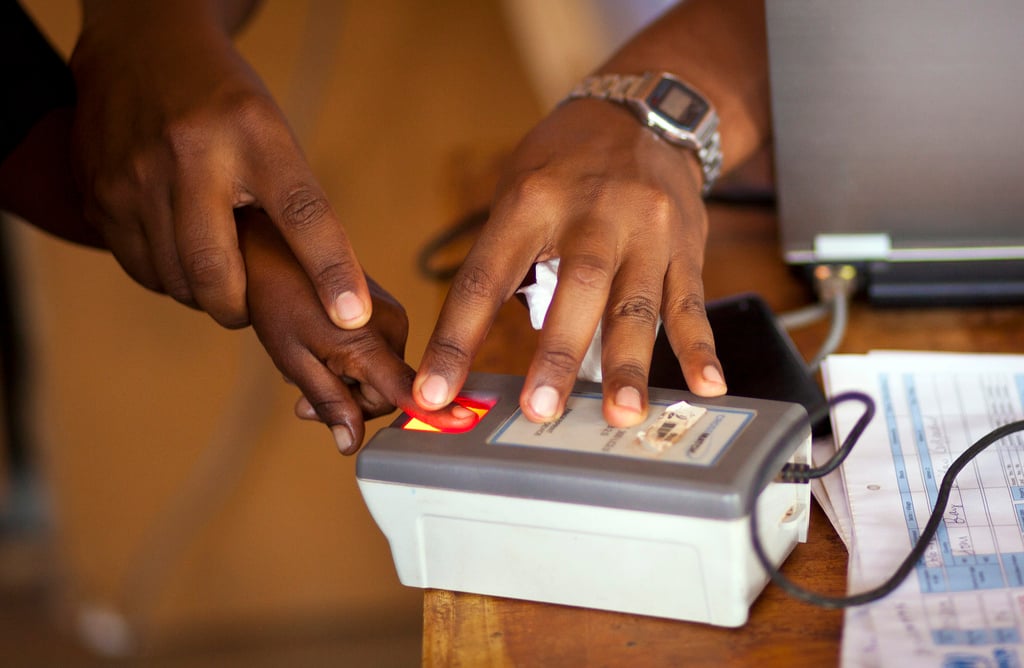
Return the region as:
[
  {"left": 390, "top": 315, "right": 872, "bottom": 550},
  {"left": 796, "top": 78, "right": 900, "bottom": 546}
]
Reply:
[{"left": 1, "top": 0, "right": 671, "bottom": 663}]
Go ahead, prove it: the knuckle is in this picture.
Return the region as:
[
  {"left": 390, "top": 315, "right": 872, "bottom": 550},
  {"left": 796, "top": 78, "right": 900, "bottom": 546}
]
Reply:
[
  {"left": 611, "top": 294, "right": 660, "bottom": 328},
  {"left": 82, "top": 128, "right": 163, "bottom": 209},
  {"left": 165, "top": 91, "right": 275, "bottom": 154},
  {"left": 564, "top": 253, "right": 612, "bottom": 291},
  {"left": 504, "top": 169, "right": 561, "bottom": 214},
  {"left": 537, "top": 345, "right": 581, "bottom": 376},
  {"left": 278, "top": 185, "right": 331, "bottom": 233},
  {"left": 325, "top": 329, "right": 405, "bottom": 385},
  {"left": 180, "top": 247, "right": 248, "bottom": 328},
  {"left": 450, "top": 263, "right": 501, "bottom": 306},
  {"left": 162, "top": 273, "right": 195, "bottom": 305},
  {"left": 428, "top": 335, "right": 473, "bottom": 368},
  {"left": 308, "top": 398, "right": 354, "bottom": 424},
  {"left": 312, "top": 257, "right": 359, "bottom": 294},
  {"left": 665, "top": 291, "right": 707, "bottom": 320},
  {"left": 634, "top": 183, "right": 674, "bottom": 213},
  {"left": 90, "top": 172, "right": 134, "bottom": 214},
  {"left": 330, "top": 328, "right": 384, "bottom": 363},
  {"left": 123, "top": 151, "right": 155, "bottom": 190},
  {"left": 359, "top": 396, "right": 397, "bottom": 420},
  {"left": 608, "top": 359, "right": 649, "bottom": 385},
  {"left": 593, "top": 183, "right": 679, "bottom": 237},
  {"left": 163, "top": 115, "right": 208, "bottom": 160},
  {"left": 684, "top": 338, "right": 717, "bottom": 358},
  {"left": 634, "top": 187, "right": 677, "bottom": 229},
  {"left": 229, "top": 91, "right": 280, "bottom": 129},
  {"left": 183, "top": 246, "right": 232, "bottom": 288}
]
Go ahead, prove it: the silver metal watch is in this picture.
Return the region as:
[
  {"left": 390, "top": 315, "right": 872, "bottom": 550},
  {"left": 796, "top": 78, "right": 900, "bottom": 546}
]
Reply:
[{"left": 565, "top": 72, "right": 722, "bottom": 195}]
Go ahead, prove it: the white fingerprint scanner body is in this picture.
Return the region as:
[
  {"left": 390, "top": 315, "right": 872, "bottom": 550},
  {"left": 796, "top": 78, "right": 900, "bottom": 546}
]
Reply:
[{"left": 356, "top": 373, "right": 811, "bottom": 627}]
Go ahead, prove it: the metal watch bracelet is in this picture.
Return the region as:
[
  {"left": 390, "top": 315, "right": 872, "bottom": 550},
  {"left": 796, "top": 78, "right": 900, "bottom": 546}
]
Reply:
[{"left": 565, "top": 72, "right": 722, "bottom": 195}]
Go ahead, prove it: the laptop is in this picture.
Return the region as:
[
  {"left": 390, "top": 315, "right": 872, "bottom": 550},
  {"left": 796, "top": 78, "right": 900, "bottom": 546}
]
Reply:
[{"left": 765, "top": 1, "right": 1024, "bottom": 304}]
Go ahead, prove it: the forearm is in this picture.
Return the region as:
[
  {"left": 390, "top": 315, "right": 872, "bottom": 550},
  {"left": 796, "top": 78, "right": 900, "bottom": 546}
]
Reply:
[
  {"left": 72, "top": 0, "right": 265, "bottom": 100},
  {"left": 79, "top": 0, "right": 261, "bottom": 37},
  {"left": 597, "top": 0, "right": 769, "bottom": 174}
]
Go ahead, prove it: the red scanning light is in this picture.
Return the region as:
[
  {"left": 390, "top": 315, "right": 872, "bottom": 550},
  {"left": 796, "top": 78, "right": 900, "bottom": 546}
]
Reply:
[{"left": 401, "top": 395, "right": 496, "bottom": 433}]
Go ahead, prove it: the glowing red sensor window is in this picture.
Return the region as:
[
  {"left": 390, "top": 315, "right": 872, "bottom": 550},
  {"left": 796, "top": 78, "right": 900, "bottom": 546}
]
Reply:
[{"left": 401, "top": 395, "right": 496, "bottom": 433}]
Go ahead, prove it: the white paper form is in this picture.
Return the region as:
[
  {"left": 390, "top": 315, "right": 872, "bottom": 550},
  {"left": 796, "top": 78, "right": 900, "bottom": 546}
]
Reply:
[
  {"left": 822, "top": 352, "right": 1024, "bottom": 668},
  {"left": 812, "top": 434, "right": 854, "bottom": 549}
]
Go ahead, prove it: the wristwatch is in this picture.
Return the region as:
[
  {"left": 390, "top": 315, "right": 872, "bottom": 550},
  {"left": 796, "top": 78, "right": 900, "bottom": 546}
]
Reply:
[{"left": 565, "top": 72, "right": 722, "bottom": 195}]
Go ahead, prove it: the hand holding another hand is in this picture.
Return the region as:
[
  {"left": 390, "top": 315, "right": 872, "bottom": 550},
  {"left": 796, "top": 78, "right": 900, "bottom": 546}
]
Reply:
[{"left": 70, "top": 1, "right": 371, "bottom": 331}]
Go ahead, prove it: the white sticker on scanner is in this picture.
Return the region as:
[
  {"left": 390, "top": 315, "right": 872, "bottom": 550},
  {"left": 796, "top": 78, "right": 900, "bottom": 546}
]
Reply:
[
  {"left": 489, "top": 392, "right": 753, "bottom": 466},
  {"left": 635, "top": 401, "right": 707, "bottom": 453}
]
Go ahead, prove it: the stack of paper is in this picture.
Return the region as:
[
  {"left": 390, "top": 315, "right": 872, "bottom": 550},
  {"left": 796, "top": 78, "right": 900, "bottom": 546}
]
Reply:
[{"left": 819, "top": 352, "right": 1024, "bottom": 667}]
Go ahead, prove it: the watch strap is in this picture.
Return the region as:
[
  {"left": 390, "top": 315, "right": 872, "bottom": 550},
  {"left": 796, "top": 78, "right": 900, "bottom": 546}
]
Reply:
[{"left": 566, "top": 72, "right": 722, "bottom": 195}]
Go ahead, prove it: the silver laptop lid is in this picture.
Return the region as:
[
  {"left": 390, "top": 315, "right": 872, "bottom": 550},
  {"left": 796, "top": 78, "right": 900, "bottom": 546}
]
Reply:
[{"left": 766, "top": 1, "right": 1024, "bottom": 273}]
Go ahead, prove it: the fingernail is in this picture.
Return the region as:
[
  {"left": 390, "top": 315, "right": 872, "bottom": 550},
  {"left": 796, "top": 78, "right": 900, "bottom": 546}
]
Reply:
[
  {"left": 334, "top": 291, "right": 367, "bottom": 327},
  {"left": 452, "top": 405, "right": 476, "bottom": 420},
  {"left": 295, "top": 396, "right": 317, "bottom": 419},
  {"left": 614, "top": 386, "right": 643, "bottom": 414},
  {"left": 331, "top": 425, "right": 355, "bottom": 454},
  {"left": 703, "top": 365, "right": 725, "bottom": 387},
  {"left": 529, "top": 385, "right": 560, "bottom": 420},
  {"left": 419, "top": 374, "right": 450, "bottom": 408}
]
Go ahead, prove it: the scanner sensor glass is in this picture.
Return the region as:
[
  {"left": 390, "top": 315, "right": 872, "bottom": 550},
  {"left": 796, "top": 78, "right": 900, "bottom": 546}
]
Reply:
[{"left": 401, "top": 395, "right": 496, "bottom": 433}]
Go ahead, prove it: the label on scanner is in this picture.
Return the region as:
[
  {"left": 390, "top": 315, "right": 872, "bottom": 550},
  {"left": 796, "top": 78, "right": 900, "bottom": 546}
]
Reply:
[
  {"left": 636, "top": 400, "right": 708, "bottom": 453},
  {"left": 489, "top": 392, "right": 753, "bottom": 466}
]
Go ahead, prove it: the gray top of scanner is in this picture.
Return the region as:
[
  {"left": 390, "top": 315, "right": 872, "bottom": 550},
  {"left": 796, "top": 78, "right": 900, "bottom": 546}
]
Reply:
[{"left": 355, "top": 373, "right": 810, "bottom": 520}]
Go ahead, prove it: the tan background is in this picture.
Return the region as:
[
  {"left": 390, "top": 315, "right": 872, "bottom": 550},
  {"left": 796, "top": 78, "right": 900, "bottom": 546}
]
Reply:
[{"left": 4, "top": 0, "right": 549, "bottom": 663}]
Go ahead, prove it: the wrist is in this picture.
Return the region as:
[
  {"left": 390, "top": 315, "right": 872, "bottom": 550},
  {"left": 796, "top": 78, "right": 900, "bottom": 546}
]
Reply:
[
  {"left": 75, "top": 1, "right": 234, "bottom": 68},
  {"left": 79, "top": 0, "right": 251, "bottom": 34},
  {"left": 562, "top": 72, "right": 721, "bottom": 195},
  {"left": 72, "top": 3, "right": 240, "bottom": 88},
  {"left": 590, "top": 0, "right": 770, "bottom": 174}
]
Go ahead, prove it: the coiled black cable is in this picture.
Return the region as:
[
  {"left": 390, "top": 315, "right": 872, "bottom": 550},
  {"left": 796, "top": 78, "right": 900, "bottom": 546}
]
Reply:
[{"left": 749, "top": 391, "right": 1024, "bottom": 608}]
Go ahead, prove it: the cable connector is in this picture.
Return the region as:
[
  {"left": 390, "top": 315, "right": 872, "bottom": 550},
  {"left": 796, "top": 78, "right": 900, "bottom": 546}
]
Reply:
[
  {"left": 812, "top": 264, "right": 859, "bottom": 303},
  {"left": 806, "top": 264, "right": 859, "bottom": 372},
  {"left": 775, "top": 462, "right": 812, "bottom": 483}
]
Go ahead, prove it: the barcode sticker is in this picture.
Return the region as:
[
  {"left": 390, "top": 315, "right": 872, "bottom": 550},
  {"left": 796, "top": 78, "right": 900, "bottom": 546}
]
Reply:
[{"left": 636, "top": 401, "right": 707, "bottom": 453}]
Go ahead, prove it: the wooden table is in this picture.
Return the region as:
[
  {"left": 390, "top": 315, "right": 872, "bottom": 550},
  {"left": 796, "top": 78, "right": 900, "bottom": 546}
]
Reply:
[{"left": 422, "top": 205, "right": 1024, "bottom": 667}]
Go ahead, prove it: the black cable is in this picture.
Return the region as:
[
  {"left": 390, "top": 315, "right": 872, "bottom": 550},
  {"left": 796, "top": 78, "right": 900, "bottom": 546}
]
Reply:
[
  {"left": 750, "top": 392, "right": 1024, "bottom": 608},
  {"left": 774, "top": 391, "right": 874, "bottom": 484},
  {"left": 416, "top": 207, "right": 489, "bottom": 281}
]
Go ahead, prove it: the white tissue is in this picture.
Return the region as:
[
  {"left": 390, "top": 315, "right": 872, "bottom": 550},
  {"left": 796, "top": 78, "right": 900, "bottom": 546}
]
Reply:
[{"left": 516, "top": 258, "right": 605, "bottom": 382}]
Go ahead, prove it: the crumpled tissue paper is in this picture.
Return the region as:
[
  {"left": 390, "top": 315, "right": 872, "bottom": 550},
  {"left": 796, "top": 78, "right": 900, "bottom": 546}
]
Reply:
[{"left": 516, "top": 258, "right": 609, "bottom": 382}]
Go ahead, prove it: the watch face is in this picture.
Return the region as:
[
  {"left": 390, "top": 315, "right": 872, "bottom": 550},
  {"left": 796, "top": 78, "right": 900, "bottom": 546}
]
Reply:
[{"left": 648, "top": 78, "right": 708, "bottom": 131}]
